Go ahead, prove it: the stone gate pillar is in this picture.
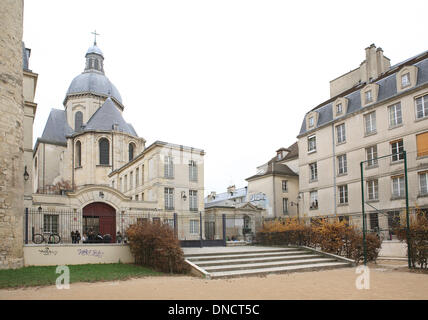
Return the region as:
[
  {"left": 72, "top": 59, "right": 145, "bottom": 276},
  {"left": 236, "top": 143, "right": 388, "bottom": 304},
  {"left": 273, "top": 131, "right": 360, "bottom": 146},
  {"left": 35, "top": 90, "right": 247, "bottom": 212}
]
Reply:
[{"left": 0, "top": 0, "right": 25, "bottom": 269}]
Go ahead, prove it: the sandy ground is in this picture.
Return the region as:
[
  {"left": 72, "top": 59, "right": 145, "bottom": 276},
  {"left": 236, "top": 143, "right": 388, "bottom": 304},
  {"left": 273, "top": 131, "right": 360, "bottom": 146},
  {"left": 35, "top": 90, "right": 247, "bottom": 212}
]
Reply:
[{"left": 0, "top": 262, "right": 427, "bottom": 300}]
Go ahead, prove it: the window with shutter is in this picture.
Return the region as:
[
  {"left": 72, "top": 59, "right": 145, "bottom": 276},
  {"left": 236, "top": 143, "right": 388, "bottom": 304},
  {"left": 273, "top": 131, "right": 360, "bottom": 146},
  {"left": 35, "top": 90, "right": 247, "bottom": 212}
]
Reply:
[{"left": 416, "top": 132, "right": 428, "bottom": 157}]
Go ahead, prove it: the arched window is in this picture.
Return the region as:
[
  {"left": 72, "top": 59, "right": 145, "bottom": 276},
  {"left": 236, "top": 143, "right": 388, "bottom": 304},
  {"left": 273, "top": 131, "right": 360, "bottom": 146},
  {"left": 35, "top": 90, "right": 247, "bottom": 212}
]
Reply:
[
  {"left": 129, "top": 143, "right": 135, "bottom": 161},
  {"left": 76, "top": 141, "right": 82, "bottom": 167},
  {"left": 75, "top": 111, "right": 83, "bottom": 132},
  {"left": 99, "top": 138, "right": 110, "bottom": 165}
]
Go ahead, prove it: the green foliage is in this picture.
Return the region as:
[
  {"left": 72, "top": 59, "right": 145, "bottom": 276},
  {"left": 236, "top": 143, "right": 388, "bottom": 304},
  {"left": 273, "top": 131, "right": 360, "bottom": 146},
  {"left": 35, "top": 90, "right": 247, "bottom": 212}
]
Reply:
[
  {"left": 126, "top": 221, "right": 190, "bottom": 274},
  {"left": 256, "top": 218, "right": 382, "bottom": 263}
]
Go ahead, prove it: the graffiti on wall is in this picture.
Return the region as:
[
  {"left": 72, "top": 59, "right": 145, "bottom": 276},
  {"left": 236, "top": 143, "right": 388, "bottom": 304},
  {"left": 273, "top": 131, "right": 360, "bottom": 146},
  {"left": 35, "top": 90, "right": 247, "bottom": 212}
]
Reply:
[
  {"left": 77, "top": 248, "right": 104, "bottom": 258},
  {"left": 38, "top": 247, "right": 58, "bottom": 256}
]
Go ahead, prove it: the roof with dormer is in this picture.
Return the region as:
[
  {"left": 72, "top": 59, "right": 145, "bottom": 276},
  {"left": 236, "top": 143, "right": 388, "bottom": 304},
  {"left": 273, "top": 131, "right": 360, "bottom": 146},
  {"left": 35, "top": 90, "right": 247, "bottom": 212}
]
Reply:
[{"left": 298, "top": 50, "right": 428, "bottom": 137}]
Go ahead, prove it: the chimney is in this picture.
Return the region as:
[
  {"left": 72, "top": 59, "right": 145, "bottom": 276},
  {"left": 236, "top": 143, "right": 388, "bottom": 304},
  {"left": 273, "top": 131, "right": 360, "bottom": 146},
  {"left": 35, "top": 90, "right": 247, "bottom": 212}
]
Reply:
[
  {"left": 208, "top": 191, "right": 216, "bottom": 201},
  {"left": 227, "top": 185, "right": 236, "bottom": 195}
]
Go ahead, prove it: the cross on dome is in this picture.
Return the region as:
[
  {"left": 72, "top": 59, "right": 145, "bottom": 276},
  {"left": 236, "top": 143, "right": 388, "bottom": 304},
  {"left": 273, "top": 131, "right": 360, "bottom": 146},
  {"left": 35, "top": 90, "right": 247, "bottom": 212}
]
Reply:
[{"left": 91, "top": 30, "right": 100, "bottom": 45}]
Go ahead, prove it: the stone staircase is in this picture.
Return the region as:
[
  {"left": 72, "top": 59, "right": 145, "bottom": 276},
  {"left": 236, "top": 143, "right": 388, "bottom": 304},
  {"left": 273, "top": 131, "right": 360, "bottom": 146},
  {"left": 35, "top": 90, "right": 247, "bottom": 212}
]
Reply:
[{"left": 184, "top": 246, "right": 354, "bottom": 279}]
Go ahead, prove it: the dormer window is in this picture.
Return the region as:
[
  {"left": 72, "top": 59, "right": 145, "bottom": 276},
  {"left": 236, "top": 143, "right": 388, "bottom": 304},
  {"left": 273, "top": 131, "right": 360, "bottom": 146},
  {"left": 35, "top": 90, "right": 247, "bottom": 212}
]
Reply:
[
  {"left": 309, "top": 116, "right": 314, "bottom": 128},
  {"left": 336, "top": 103, "right": 343, "bottom": 115},
  {"left": 396, "top": 66, "right": 417, "bottom": 93},
  {"left": 365, "top": 90, "right": 373, "bottom": 104},
  {"left": 401, "top": 73, "right": 410, "bottom": 88}
]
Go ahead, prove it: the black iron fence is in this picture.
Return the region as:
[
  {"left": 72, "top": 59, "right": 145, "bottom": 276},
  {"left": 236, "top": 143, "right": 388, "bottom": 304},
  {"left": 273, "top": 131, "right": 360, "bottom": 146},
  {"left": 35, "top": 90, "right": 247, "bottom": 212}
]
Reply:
[{"left": 24, "top": 208, "right": 263, "bottom": 247}]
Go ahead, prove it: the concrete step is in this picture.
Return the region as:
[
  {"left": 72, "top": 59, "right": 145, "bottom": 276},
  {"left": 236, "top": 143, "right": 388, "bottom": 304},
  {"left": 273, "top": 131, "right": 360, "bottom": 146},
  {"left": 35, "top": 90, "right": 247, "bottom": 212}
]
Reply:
[
  {"left": 209, "top": 262, "right": 351, "bottom": 279},
  {"left": 186, "top": 250, "right": 308, "bottom": 262},
  {"left": 195, "top": 254, "right": 321, "bottom": 267},
  {"left": 204, "top": 257, "right": 337, "bottom": 272},
  {"left": 184, "top": 247, "right": 300, "bottom": 258}
]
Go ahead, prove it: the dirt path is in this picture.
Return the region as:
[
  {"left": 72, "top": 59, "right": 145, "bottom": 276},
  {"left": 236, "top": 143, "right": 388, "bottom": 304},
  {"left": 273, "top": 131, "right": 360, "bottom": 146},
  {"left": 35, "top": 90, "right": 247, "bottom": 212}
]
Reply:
[{"left": 1, "top": 264, "right": 427, "bottom": 300}]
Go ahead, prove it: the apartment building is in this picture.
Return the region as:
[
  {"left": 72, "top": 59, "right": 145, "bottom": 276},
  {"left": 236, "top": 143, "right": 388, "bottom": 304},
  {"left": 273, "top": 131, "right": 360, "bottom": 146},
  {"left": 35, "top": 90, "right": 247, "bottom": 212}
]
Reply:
[
  {"left": 246, "top": 143, "right": 300, "bottom": 218},
  {"left": 297, "top": 44, "right": 428, "bottom": 232}
]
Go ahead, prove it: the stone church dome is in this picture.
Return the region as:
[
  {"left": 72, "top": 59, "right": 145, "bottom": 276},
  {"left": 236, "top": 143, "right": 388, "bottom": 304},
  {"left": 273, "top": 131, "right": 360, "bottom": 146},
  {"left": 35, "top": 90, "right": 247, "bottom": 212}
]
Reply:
[
  {"left": 66, "top": 72, "right": 122, "bottom": 103},
  {"left": 65, "top": 43, "right": 122, "bottom": 104}
]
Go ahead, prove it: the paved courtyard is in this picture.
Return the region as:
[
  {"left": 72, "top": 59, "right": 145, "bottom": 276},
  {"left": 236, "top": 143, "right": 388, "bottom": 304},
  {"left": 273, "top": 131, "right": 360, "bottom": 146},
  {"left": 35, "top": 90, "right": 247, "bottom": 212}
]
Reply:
[{"left": 0, "top": 260, "right": 426, "bottom": 300}]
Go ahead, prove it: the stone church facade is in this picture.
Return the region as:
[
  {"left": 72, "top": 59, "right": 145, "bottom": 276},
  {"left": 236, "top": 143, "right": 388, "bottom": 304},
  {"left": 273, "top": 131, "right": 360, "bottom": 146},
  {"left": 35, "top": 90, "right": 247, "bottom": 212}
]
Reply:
[{"left": 30, "top": 40, "right": 205, "bottom": 242}]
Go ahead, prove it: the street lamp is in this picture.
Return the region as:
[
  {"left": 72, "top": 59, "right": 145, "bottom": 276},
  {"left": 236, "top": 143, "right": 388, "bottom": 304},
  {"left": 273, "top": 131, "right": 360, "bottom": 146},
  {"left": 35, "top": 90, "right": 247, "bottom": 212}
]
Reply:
[
  {"left": 181, "top": 191, "right": 187, "bottom": 201},
  {"left": 23, "top": 166, "right": 29, "bottom": 181}
]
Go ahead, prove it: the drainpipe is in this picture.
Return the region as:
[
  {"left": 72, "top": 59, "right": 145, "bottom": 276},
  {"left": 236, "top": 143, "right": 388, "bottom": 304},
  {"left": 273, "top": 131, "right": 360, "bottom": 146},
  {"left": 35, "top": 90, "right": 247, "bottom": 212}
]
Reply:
[
  {"left": 43, "top": 143, "right": 45, "bottom": 193},
  {"left": 111, "top": 127, "right": 114, "bottom": 172},
  {"left": 332, "top": 124, "right": 337, "bottom": 215},
  {"left": 272, "top": 162, "right": 277, "bottom": 217},
  {"left": 72, "top": 137, "right": 75, "bottom": 190}
]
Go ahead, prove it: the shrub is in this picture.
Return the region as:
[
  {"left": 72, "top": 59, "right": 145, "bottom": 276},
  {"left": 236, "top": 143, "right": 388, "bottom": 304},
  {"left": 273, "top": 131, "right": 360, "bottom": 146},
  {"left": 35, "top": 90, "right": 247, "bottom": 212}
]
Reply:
[
  {"left": 126, "top": 222, "right": 190, "bottom": 274},
  {"left": 256, "top": 218, "right": 382, "bottom": 264},
  {"left": 396, "top": 212, "right": 428, "bottom": 269}
]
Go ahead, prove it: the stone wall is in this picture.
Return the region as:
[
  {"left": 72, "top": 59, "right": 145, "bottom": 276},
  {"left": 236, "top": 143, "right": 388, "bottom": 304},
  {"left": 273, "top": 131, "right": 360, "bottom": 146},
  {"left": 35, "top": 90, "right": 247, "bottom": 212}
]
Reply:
[{"left": 0, "top": 0, "right": 25, "bottom": 269}]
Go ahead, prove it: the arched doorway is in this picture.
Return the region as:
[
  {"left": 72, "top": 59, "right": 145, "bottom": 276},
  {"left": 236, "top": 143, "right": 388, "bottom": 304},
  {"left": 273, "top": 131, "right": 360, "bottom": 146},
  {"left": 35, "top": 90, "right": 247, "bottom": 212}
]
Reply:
[{"left": 83, "top": 202, "right": 116, "bottom": 243}]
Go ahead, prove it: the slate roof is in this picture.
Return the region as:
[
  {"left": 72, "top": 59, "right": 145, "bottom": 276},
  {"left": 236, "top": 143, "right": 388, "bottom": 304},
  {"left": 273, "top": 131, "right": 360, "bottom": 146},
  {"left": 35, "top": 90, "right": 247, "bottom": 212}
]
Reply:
[
  {"left": 83, "top": 98, "right": 138, "bottom": 136},
  {"left": 22, "top": 42, "right": 30, "bottom": 71},
  {"left": 66, "top": 71, "right": 122, "bottom": 104},
  {"left": 204, "top": 187, "right": 248, "bottom": 208},
  {"left": 245, "top": 142, "right": 298, "bottom": 181},
  {"left": 246, "top": 161, "right": 297, "bottom": 181},
  {"left": 39, "top": 109, "right": 73, "bottom": 146},
  {"left": 299, "top": 51, "right": 428, "bottom": 136},
  {"left": 86, "top": 44, "right": 103, "bottom": 57}
]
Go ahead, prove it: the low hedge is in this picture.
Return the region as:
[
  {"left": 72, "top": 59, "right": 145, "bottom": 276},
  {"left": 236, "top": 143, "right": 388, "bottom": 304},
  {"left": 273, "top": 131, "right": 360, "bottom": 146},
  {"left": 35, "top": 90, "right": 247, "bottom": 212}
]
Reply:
[{"left": 255, "top": 218, "right": 381, "bottom": 264}]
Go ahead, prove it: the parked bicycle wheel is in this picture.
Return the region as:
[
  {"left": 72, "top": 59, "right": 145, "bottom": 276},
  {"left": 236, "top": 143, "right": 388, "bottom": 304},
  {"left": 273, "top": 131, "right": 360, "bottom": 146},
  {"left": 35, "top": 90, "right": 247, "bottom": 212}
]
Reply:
[
  {"left": 32, "top": 233, "right": 44, "bottom": 244},
  {"left": 48, "top": 234, "right": 61, "bottom": 244}
]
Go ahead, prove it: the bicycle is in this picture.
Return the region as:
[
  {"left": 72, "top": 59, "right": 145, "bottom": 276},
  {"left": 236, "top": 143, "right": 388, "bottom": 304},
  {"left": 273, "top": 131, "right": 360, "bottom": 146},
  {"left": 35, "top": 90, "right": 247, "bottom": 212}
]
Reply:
[{"left": 32, "top": 231, "right": 61, "bottom": 244}]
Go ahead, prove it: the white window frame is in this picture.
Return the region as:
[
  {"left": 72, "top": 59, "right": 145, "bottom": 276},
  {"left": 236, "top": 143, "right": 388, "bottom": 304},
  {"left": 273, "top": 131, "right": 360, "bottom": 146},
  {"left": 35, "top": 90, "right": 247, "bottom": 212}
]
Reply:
[
  {"left": 392, "top": 176, "right": 405, "bottom": 198},
  {"left": 282, "top": 198, "right": 288, "bottom": 214},
  {"left": 310, "top": 191, "right": 318, "bottom": 209},
  {"left": 189, "top": 220, "right": 199, "bottom": 234},
  {"left": 337, "top": 154, "right": 347, "bottom": 175},
  {"left": 391, "top": 140, "right": 404, "bottom": 162},
  {"left": 164, "top": 155, "right": 174, "bottom": 178},
  {"left": 189, "top": 160, "right": 198, "bottom": 182},
  {"left": 336, "top": 103, "right": 343, "bottom": 115},
  {"left": 367, "top": 180, "right": 379, "bottom": 200},
  {"left": 336, "top": 123, "right": 346, "bottom": 144},
  {"left": 388, "top": 102, "right": 402, "bottom": 127},
  {"left": 415, "top": 94, "right": 428, "bottom": 119},
  {"left": 364, "top": 112, "right": 376, "bottom": 135},
  {"left": 309, "top": 162, "right": 318, "bottom": 181},
  {"left": 366, "top": 145, "right": 378, "bottom": 167},
  {"left": 43, "top": 214, "right": 59, "bottom": 233},
  {"left": 419, "top": 172, "right": 428, "bottom": 195},
  {"left": 189, "top": 190, "right": 198, "bottom": 212},
  {"left": 365, "top": 90, "right": 373, "bottom": 104},
  {"left": 401, "top": 73, "right": 410, "bottom": 88},
  {"left": 308, "top": 135, "right": 316, "bottom": 153},
  {"left": 338, "top": 185, "right": 348, "bottom": 204},
  {"left": 282, "top": 180, "right": 288, "bottom": 192},
  {"left": 164, "top": 187, "right": 174, "bottom": 210},
  {"left": 308, "top": 116, "right": 314, "bottom": 128}
]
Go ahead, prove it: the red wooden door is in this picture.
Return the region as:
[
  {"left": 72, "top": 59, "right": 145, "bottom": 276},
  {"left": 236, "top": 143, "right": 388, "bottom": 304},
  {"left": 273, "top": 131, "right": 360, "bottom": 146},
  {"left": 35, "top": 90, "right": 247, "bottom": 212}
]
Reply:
[{"left": 83, "top": 202, "right": 116, "bottom": 243}]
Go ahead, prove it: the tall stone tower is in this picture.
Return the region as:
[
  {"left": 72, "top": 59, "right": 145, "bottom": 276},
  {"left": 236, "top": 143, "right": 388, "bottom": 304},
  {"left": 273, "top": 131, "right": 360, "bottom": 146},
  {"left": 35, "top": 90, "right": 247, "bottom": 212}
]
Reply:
[{"left": 0, "top": 0, "right": 24, "bottom": 269}]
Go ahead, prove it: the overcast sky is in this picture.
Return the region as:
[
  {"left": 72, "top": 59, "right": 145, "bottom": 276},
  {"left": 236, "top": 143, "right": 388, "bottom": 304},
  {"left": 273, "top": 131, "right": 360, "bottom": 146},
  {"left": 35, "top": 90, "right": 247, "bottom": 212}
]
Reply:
[{"left": 23, "top": 0, "right": 428, "bottom": 196}]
